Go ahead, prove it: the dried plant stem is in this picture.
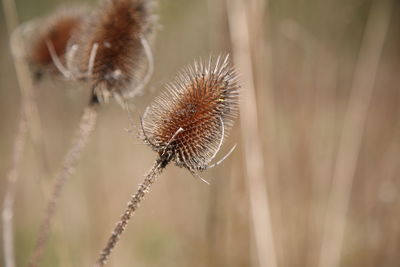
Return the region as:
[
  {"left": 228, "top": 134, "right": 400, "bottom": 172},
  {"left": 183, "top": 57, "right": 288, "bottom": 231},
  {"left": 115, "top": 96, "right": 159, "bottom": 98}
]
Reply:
[
  {"left": 94, "top": 161, "right": 163, "bottom": 267},
  {"left": 2, "top": 1, "right": 48, "bottom": 267},
  {"left": 318, "top": 1, "right": 393, "bottom": 267},
  {"left": 3, "top": 0, "right": 48, "bottom": 173},
  {"left": 226, "top": 1, "right": 277, "bottom": 267},
  {"left": 2, "top": 107, "right": 28, "bottom": 267},
  {"left": 28, "top": 104, "right": 99, "bottom": 267}
]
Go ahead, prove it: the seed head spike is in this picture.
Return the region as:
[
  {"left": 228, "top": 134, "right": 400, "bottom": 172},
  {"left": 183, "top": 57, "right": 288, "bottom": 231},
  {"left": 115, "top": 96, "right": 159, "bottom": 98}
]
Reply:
[{"left": 141, "top": 54, "right": 240, "bottom": 171}]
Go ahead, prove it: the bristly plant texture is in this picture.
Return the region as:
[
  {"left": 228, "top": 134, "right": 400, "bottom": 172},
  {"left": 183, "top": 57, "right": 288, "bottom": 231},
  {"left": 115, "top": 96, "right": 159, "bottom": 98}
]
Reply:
[
  {"left": 94, "top": 55, "right": 239, "bottom": 266},
  {"left": 70, "top": 0, "right": 156, "bottom": 104},
  {"left": 141, "top": 55, "right": 239, "bottom": 171}
]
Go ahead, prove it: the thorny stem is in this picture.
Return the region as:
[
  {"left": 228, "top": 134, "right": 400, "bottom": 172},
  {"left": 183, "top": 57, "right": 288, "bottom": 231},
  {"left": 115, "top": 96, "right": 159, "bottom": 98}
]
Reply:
[
  {"left": 28, "top": 104, "right": 99, "bottom": 267},
  {"left": 2, "top": 106, "right": 28, "bottom": 267},
  {"left": 94, "top": 161, "right": 164, "bottom": 267}
]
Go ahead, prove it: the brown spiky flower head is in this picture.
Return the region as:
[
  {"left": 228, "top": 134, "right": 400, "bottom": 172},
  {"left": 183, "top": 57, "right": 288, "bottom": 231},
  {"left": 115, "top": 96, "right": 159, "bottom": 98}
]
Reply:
[
  {"left": 94, "top": 56, "right": 238, "bottom": 265},
  {"left": 141, "top": 55, "right": 239, "bottom": 173},
  {"left": 69, "top": 0, "right": 156, "bottom": 105},
  {"left": 27, "top": 7, "right": 87, "bottom": 78}
]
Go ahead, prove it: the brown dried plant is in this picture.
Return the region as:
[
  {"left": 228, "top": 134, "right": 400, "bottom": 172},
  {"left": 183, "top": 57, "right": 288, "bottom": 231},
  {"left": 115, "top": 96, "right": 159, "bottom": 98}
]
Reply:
[
  {"left": 68, "top": 0, "right": 156, "bottom": 105},
  {"left": 94, "top": 55, "right": 239, "bottom": 266},
  {"left": 27, "top": 7, "right": 87, "bottom": 79},
  {"left": 27, "top": 1, "right": 156, "bottom": 266}
]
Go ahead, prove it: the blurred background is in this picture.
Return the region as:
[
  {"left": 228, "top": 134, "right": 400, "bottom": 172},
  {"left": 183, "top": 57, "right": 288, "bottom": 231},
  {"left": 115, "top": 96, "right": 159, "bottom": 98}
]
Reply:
[{"left": 1, "top": 0, "right": 399, "bottom": 266}]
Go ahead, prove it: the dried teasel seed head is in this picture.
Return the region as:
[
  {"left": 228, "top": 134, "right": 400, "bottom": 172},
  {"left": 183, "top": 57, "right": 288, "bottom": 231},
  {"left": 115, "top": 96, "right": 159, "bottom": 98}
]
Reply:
[
  {"left": 141, "top": 55, "right": 239, "bottom": 171},
  {"left": 70, "top": 0, "right": 156, "bottom": 104},
  {"left": 27, "top": 7, "right": 87, "bottom": 77}
]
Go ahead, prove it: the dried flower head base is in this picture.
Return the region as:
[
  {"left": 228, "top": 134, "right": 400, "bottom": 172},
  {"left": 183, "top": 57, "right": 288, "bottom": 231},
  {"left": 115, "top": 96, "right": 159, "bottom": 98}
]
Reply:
[{"left": 95, "top": 55, "right": 239, "bottom": 266}]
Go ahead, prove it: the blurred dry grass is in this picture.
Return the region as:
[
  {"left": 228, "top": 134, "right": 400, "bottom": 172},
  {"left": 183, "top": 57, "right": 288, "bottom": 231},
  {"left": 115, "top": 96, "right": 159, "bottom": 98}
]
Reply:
[{"left": 1, "top": 0, "right": 400, "bottom": 266}]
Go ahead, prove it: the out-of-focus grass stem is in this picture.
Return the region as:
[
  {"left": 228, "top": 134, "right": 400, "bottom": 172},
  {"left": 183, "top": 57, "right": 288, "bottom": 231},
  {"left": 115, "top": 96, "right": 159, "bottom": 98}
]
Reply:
[
  {"left": 3, "top": 0, "right": 49, "bottom": 173},
  {"left": 226, "top": 0, "right": 278, "bottom": 267},
  {"left": 2, "top": 107, "right": 27, "bottom": 267},
  {"left": 319, "top": 1, "right": 393, "bottom": 267},
  {"left": 1, "top": 1, "right": 48, "bottom": 267},
  {"left": 28, "top": 104, "right": 99, "bottom": 267}
]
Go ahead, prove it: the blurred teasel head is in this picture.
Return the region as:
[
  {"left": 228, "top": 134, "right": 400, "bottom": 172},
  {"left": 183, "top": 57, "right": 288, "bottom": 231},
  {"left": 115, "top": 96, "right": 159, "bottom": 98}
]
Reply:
[
  {"left": 68, "top": 0, "right": 156, "bottom": 105},
  {"left": 25, "top": 7, "right": 87, "bottom": 79},
  {"left": 141, "top": 55, "right": 239, "bottom": 172}
]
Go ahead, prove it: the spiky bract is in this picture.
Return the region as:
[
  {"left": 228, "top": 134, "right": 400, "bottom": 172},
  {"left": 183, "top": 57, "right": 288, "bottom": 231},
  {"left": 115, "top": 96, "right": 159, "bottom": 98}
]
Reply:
[{"left": 141, "top": 55, "right": 239, "bottom": 171}]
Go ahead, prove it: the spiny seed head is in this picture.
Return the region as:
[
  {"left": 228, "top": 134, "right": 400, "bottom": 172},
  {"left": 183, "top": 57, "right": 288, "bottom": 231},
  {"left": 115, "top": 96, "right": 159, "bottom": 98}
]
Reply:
[
  {"left": 141, "top": 55, "right": 239, "bottom": 171},
  {"left": 70, "top": 0, "right": 156, "bottom": 102},
  {"left": 28, "top": 7, "right": 87, "bottom": 74}
]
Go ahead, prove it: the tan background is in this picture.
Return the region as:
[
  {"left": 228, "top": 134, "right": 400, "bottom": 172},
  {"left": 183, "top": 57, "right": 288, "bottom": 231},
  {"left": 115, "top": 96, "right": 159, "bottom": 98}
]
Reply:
[{"left": 1, "top": 0, "right": 400, "bottom": 266}]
